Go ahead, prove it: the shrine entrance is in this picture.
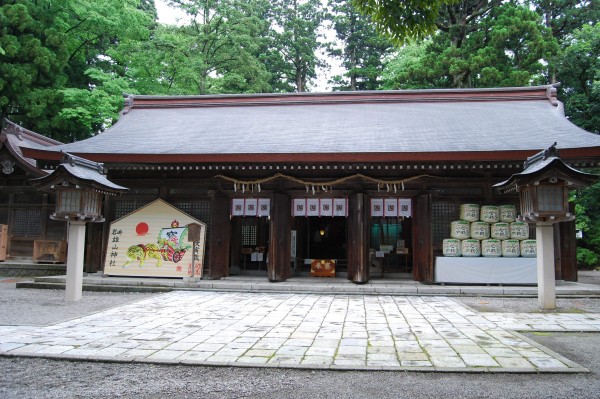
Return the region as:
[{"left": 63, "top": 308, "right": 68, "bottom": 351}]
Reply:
[
  {"left": 230, "top": 216, "right": 269, "bottom": 274},
  {"left": 292, "top": 216, "right": 348, "bottom": 276}
]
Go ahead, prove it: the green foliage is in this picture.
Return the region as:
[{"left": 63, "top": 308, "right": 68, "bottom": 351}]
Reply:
[
  {"left": 352, "top": 0, "right": 451, "bottom": 44},
  {"left": 557, "top": 23, "right": 600, "bottom": 133},
  {"left": 382, "top": 3, "right": 558, "bottom": 89},
  {"left": 572, "top": 176, "right": 600, "bottom": 268},
  {"left": 328, "top": 0, "right": 393, "bottom": 91},
  {"left": 55, "top": 68, "right": 133, "bottom": 142},
  {"left": 0, "top": 1, "right": 69, "bottom": 135},
  {"left": 270, "top": 0, "right": 325, "bottom": 92}
]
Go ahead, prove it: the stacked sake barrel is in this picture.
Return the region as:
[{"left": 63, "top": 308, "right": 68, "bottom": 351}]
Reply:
[{"left": 442, "top": 204, "right": 536, "bottom": 258}]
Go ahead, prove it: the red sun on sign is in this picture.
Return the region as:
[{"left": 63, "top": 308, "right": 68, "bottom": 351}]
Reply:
[{"left": 136, "top": 222, "right": 149, "bottom": 236}]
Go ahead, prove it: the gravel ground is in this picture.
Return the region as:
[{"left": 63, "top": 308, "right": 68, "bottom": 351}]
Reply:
[{"left": 1, "top": 278, "right": 600, "bottom": 398}]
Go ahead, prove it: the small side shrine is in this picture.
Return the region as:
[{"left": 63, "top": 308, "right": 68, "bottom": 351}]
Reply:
[
  {"left": 30, "top": 153, "right": 127, "bottom": 301},
  {"left": 495, "top": 143, "right": 598, "bottom": 309}
]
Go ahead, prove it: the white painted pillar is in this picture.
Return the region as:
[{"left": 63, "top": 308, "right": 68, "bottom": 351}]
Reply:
[
  {"left": 536, "top": 223, "right": 556, "bottom": 310},
  {"left": 65, "top": 221, "right": 87, "bottom": 302}
]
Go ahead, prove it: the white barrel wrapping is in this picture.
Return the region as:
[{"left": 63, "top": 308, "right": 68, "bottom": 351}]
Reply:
[
  {"left": 459, "top": 204, "right": 480, "bottom": 222},
  {"left": 450, "top": 220, "right": 471, "bottom": 239},
  {"left": 480, "top": 205, "right": 500, "bottom": 223},
  {"left": 470, "top": 221, "right": 490, "bottom": 240},
  {"left": 461, "top": 239, "right": 481, "bottom": 257},
  {"left": 510, "top": 222, "right": 529, "bottom": 240},
  {"left": 491, "top": 222, "right": 510, "bottom": 240},
  {"left": 520, "top": 240, "right": 537, "bottom": 258},
  {"left": 502, "top": 239, "right": 521, "bottom": 257},
  {"left": 499, "top": 205, "right": 517, "bottom": 222},
  {"left": 443, "top": 239, "right": 462, "bottom": 257},
  {"left": 482, "top": 239, "right": 502, "bottom": 257}
]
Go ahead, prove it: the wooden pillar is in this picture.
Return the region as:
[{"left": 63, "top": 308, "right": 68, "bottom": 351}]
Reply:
[
  {"left": 347, "top": 192, "right": 369, "bottom": 284},
  {"left": 268, "top": 192, "right": 291, "bottom": 282},
  {"left": 207, "top": 193, "right": 230, "bottom": 279},
  {"left": 413, "top": 193, "right": 433, "bottom": 282}
]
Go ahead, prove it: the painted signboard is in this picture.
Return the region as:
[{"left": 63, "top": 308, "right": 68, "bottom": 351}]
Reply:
[{"left": 104, "top": 199, "right": 207, "bottom": 278}]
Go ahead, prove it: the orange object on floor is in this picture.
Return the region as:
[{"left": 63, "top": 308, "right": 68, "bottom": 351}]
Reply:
[{"left": 310, "top": 259, "right": 336, "bottom": 277}]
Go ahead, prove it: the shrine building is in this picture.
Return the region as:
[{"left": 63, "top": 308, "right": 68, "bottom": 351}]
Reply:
[{"left": 3, "top": 84, "right": 600, "bottom": 284}]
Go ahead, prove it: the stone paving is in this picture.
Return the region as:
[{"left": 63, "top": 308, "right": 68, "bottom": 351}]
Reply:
[{"left": 1, "top": 291, "right": 598, "bottom": 372}]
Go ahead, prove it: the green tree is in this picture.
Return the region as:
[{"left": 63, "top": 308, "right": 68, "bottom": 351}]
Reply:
[
  {"left": 556, "top": 23, "right": 600, "bottom": 134},
  {"left": 0, "top": 0, "right": 153, "bottom": 141},
  {"left": 271, "top": 0, "right": 324, "bottom": 92},
  {"left": 327, "top": 0, "right": 394, "bottom": 91},
  {"left": 54, "top": 68, "right": 134, "bottom": 142},
  {"left": 352, "top": 0, "right": 452, "bottom": 44},
  {"left": 161, "top": 0, "right": 272, "bottom": 94},
  {"left": 0, "top": 1, "right": 69, "bottom": 134},
  {"left": 382, "top": 4, "right": 558, "bottom": 89},
  {"left": 572, "top": 176, "right": 600, "bottom": 268}
]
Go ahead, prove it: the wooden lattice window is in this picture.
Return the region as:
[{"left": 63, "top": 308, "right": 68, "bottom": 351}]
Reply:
[
  {"left": 432, "top": 201, "right": 459, "bottom": 248},
  {"left": 12, "top": 209, "right": 42, "bottom": 237},
  {"left": 241, "top": 219, "right": 257, "bottom": 246},
  {"left": 114, "top": 200, "right": 152, "bottom": 219}
]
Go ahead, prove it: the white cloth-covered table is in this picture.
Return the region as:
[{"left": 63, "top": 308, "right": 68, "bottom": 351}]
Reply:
[{"left": 434, "top": 257, "right": 537, "bottom": 284}]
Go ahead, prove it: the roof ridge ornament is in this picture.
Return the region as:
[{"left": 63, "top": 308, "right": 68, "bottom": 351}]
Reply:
[
  {"left": 61, "top": 151, "right": 104, "bottom": 174},
  {"left": 523, "top": 142, "right": 559, "bottom": 169}
]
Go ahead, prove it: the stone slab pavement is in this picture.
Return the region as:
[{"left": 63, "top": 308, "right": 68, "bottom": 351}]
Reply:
[{"left": 0, "top": 291, "right": 598, "bottom": 373}]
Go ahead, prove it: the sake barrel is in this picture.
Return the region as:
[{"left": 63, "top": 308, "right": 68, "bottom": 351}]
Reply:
[
  {"left": 502, "top": 239, "right": 521, "bottom": 257},
  {"left": 459, "top": 203, "right": 480, "bottom": 222},
  {"left": 461, "top": 239, "right": 481, "bottom": 257},
  {"left": 499, "top": 205, "right": 517, "bottom": 222},
  {"left": 480, "top": 205, "right": 500, "bottom": 223},
  {"left": 482, "top": 239, "right": 502, "bottom": 257},
  {"left": 443, "top": 239, "right": 462, "bottom": 257},
  {"left": 491, "top": 222, "right": 510, "bottom": 240},
  {"left": 450, "top": 220, "right": 471, "bottom": 239},
  {"left": 470, "top": 221, "right": 490, "bottom": 240},
  {"left": 510, "top": 222, "right": 529, "bottom": 240},
  {"left": 520, "top": 240, "right": 537, "bottom": 258}
]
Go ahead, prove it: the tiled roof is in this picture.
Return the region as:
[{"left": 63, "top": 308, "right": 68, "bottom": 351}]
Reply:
[
  {"left": 20, "top": 86, "right": 600, "bottom": 163},
  {"left": 1, "top": 119, "right": 63, "bottom": 174}
]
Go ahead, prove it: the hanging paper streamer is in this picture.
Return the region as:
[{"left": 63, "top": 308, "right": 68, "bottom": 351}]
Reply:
[
  {"left": 306, "top": 198, "right": 320, "bottom": 216},
  {"left": 384, "top": 198, "right": 398, "bottom": 217},
  {"left": 258, "top": 198, "right": 270, "bottom": 217},
  {"left": 320, "top": 198, "right": 333, "bottom": 217},
  {"left": 231, "top": 198, "right": 270, "bottom": 217},
  {"left": 370, "top": 198, "right": 413, "bottom": 217},
  {"left": 399, "top": 198, "right": 412, "bottom": 217},
  {"left": 293, "top": 198, "right": 307, "bottom": 217},
  {"left": 333, "top": 198, "right": 348, "bottom": 217}
]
